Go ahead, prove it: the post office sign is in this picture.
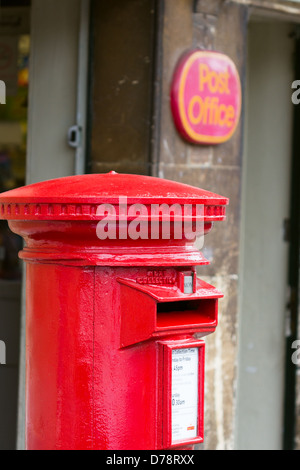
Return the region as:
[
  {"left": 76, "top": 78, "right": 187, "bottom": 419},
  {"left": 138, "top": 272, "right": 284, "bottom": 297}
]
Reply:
[{"left": 171, "top": 50, "right": 242, "bottom": 145}]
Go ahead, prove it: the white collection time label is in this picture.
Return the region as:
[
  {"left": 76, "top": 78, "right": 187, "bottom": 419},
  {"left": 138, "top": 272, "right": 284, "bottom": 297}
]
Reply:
[{"left": 171, "top": 348, "right": 199, "bottom": 443}]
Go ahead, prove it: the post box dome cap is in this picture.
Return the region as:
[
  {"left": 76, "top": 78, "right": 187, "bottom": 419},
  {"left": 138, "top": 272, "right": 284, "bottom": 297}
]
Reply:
[{"left": 0, "top": 172, "right": 229, "bottom": 221}]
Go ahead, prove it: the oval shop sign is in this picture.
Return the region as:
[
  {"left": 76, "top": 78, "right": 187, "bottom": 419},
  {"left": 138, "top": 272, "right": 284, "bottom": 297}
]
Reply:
[{"left": 170, "top": 50, "right": 242, "bottom": 145}]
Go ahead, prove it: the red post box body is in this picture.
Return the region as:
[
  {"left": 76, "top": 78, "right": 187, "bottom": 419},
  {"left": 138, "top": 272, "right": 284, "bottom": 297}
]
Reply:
[{"left": 0, "top": 173, "right": 228, "bottom": 450}]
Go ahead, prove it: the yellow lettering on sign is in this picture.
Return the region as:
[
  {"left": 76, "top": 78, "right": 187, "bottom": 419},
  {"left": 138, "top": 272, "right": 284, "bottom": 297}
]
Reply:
[
  {"left": 187, "top": 95, "right": 236, "bottom": 128},
  {"left": 188, "top": 96, "right": 203, "bottom": 125},
  {"left": 199, "top": 63, "right": 230, "bottom": 94}
]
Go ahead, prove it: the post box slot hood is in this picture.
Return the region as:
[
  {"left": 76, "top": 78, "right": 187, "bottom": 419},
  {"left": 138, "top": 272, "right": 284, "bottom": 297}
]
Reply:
[{"left": 118, "top": 277, "right": 223, "bottom": 347}]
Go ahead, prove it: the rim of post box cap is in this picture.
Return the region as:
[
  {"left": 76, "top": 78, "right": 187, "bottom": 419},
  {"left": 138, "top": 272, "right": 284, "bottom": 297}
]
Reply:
[
  {"left": 0, "top": 172, "right": 229, "bottom": 266},
  {"left": 0, "top": 172, "right": 228, "bottom": 220}
]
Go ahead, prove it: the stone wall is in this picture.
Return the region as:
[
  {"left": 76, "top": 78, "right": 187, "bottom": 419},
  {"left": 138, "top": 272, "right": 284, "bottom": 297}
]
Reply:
[{"left": 154, "top": 0, "right": 247, "bottom": 449}]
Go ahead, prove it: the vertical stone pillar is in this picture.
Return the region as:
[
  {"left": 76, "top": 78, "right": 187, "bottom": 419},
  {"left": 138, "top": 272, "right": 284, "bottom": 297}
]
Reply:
[{"left": 152, "top": 0, "right": 248, "bottom": 449}]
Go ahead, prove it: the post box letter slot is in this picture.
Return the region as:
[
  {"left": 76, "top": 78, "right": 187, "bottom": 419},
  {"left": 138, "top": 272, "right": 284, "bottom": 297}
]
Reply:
[
  {"left": 156, "top": 299, "right": 218, "bottom": 331},
  {"left": 118, "top": 278, "right": 222, "bottom": 347}
]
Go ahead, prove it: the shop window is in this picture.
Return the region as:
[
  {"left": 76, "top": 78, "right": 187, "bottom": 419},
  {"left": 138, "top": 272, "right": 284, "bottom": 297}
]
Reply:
[{"left": 0, "top": 34, "right": 30, "bottom": 280}]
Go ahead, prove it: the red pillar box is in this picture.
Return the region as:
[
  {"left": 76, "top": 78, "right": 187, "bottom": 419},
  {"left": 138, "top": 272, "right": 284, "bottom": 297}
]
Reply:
[{"left": 0, "top": 172, "right": 228, "bottom": 450}]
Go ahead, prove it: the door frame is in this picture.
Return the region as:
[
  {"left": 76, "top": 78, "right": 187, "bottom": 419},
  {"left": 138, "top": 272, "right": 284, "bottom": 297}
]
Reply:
[{"left": 16, "top": 0, "right": 91, "bottom": 449}]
